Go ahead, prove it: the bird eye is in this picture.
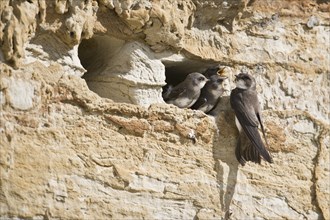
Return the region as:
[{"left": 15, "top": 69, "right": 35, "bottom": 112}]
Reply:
[{"left": 198, "top": 77, "right": 205, "bottom": 81}]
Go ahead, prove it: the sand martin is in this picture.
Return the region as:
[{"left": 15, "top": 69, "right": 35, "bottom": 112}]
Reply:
[
  {"left": 230, "top": 73, "right": 273, "bottom": 165},
  {"left": 192, "top": 74, "right": 228, "bottom": 113},
  {"left": 164, "top": 72, "right": 208, "bottom": 108}
]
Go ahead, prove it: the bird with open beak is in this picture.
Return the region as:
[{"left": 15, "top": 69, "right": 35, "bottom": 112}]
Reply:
[{"left": 192, "top": 72, "right": 228, "bottom": 114}]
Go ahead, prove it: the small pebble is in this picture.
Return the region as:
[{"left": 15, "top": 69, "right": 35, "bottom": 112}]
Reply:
[{"left": 306, "top": 16, "right": 319, "bottom": 29}]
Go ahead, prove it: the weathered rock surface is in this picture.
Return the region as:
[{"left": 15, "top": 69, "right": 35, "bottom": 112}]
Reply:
[
  {"left": 0, "top": 0, "right": 329, "bottom": 219},
  {"left": 81, "top": 38, "right": 166, "bottom": 106}
]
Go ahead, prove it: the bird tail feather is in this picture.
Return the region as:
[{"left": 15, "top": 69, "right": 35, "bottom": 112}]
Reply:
[
  {"left": 236, "top": 134, "right": 262, "bottom": 166},
  {"left": 244, "top": 126, "right": 273, "bottom": 163},
  {"left": 240, "top": 125, "right": 273, "bottom": 164}
]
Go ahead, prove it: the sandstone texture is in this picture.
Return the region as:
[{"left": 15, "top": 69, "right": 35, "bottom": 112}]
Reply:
[{"left": 0, "top": 0, "right": 329, "bottom": 219}]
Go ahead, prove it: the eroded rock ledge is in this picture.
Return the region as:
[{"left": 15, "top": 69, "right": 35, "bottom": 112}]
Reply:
[{"left": 0, "top": 0, "right": 329, "bottom": 219}]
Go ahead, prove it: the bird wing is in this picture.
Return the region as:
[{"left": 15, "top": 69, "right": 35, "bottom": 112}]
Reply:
[
  {"left": 164, "top": 86, "right": 186, "bottom": 101},
  {"left": 192, "top": 97, "right": 208, "bottom": 110},
  {"left": 230, "top": 89, "right": 259, "bottom": 126},
  {"left": 162, "top": 85, "right": 173, "bottom": 101},
  {"left": 256, "top": 112, "right": 270, "bottom": 148},
  {"left": 230, "top": 89, "right": 273, "bottom": 164}
]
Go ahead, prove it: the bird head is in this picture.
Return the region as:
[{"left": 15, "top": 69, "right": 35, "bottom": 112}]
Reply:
[
  {"left": 188, "top": 72, "right": 208, "bottom": 89},
  {"left": 234, "top": 73, "right": 256, "bottom": 90},
  {"left": 205, "top": 75, "right": 228, "bottom": 95},
  {"left": 208, "top": 74, "right": 228, "bottom": 92},
  {"left": 203, "top": 65, "right": 227, "bottom": 78}
]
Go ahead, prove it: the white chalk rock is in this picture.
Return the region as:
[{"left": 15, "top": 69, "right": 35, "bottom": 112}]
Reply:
[
  {"left": 4, "top": 78, "right": 38, "bottom": 110},
  {"left": 83, "top": 37, "right": 166, "bottom": 107}
]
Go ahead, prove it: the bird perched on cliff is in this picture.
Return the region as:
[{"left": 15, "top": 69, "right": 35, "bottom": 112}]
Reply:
[
  {"left": 191, "top": 74, "right": 228, "bottom": 113},
  {"left": 230, "top": 73, "right": 273, "bottom": 166},
  {"left": 164, "top": 72, "right": 208, "bottom": 108}
]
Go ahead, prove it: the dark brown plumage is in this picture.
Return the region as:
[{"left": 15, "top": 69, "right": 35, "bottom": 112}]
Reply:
[
  {"left": 191, "top": 74, "right": 227, "bottom": 113},
  {"left": 230, "top": 73, "right": 273, "bottom": 166},
  {"left": 164, "top": 72, "right": 208, "bottom": 108}
]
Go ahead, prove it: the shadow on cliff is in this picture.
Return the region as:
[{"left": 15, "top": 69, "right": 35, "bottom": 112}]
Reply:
[{"left": 210, "top": 96, "right": 240, "bottom": 218}]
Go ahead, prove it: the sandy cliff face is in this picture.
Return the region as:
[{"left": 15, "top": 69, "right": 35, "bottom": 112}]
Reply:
[{"left": 0, "top": 0, "right": 329, "bottom": 219}]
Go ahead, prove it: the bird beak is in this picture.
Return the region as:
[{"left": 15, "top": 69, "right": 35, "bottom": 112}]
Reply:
[
  {"left": 216, "top": 67, "right": 226, "bottom": 76},
  {"left": 217, "top": 67, "right": 229, "bottom": 81},
  {"left": 217, "top": 67, "right": 228, "bottom": 81}
]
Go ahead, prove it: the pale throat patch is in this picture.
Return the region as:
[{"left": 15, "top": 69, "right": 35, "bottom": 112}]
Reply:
[
  {"left": 236, "top": 80, "right": 248, "bottom": 89},
  {"left": 211, "top": 87, "right": 222, "bottom": 96},
  {"left": 198, "top": 81, "right": 207, "bottom": 89}
]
